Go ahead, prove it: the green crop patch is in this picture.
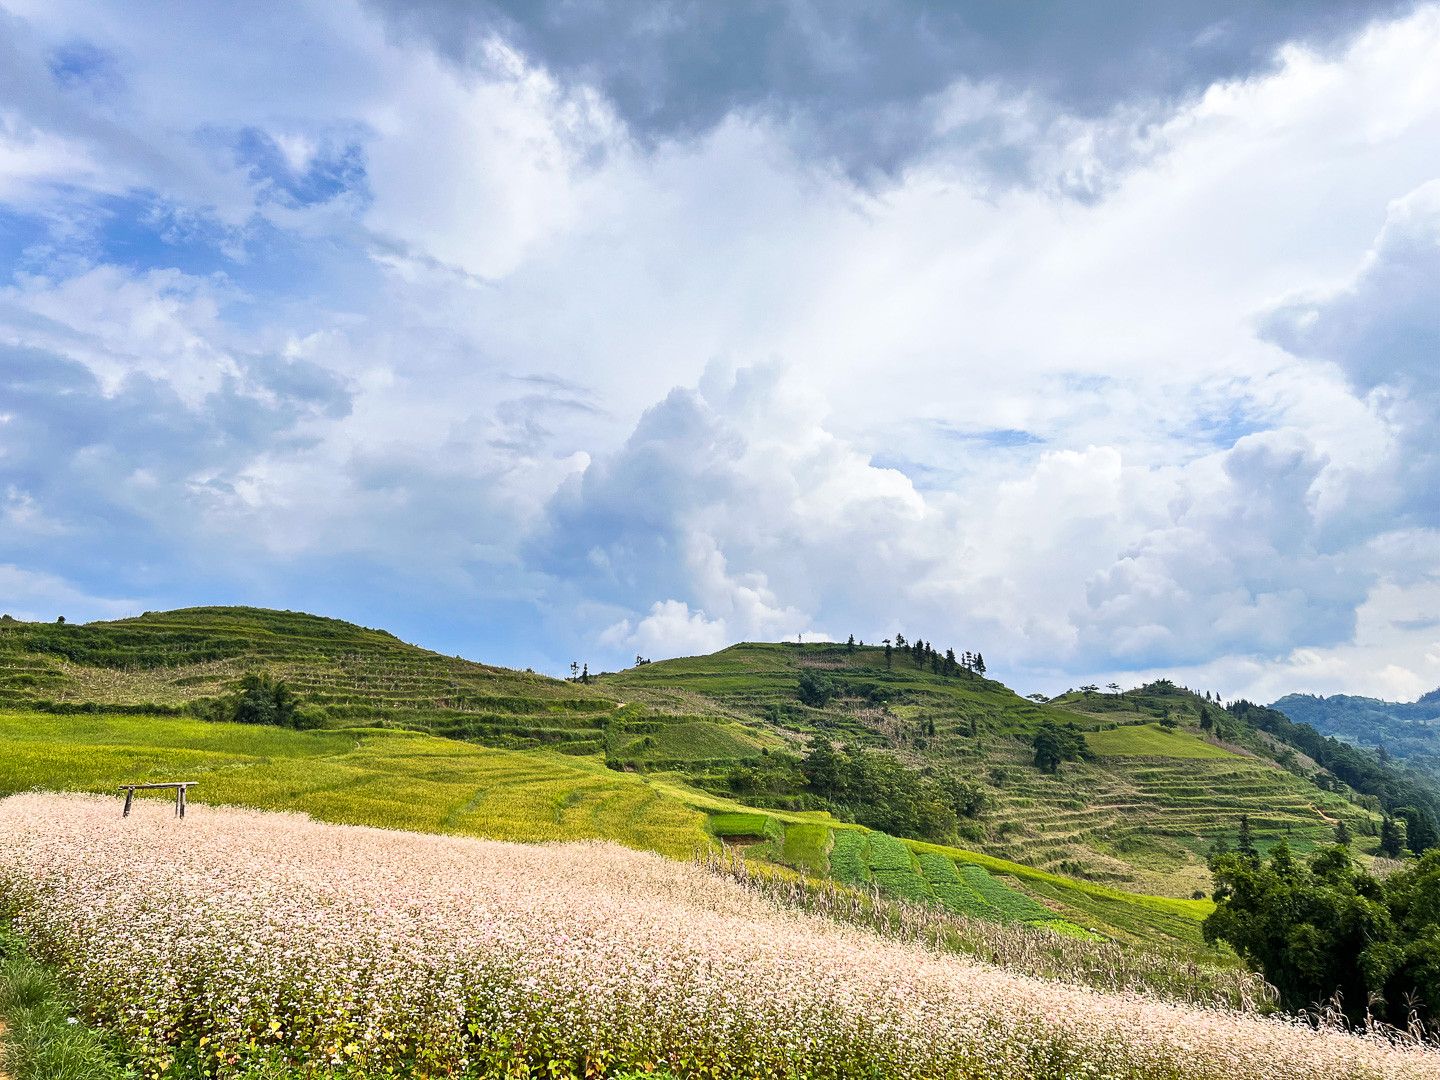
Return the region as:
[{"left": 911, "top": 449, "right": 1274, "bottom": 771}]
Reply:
[
  {"left": 708, "top": 812, "right": 770, "bottom": 837},
  {"left": 865, "top": 830, "right": 915, "bottom": 872},
  {"left": 780, "top": 822, "right": 830, "bottom": 876},
  {"left": 957, "top": 865, "right": 1054, "bottom": 923},
  {"left": 829, "top": 830, "right": 869, "bottom": 884},
  {"left": 872, "top": 867, "right": 933, "bottom": 902},
  {"left": 1084, "top": 724, "right": 1239, "bottom": 759}
]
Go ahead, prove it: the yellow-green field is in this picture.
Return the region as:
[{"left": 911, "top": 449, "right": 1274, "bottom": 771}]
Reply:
[
  {"left": 1085, "top": 723, "right": 1239, "bottom": 759},
  {"left": 0, "top": 709, "right": 1225, "bottom": 948},
  {"left": 0, "top": 712, "right": 710, "bottom": 858}
]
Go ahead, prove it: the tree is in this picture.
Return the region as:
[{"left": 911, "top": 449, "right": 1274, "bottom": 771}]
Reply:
[
  {"left": 846, "top": 634, "right": 855, "bottom": 654},
  {"left": 797, "top": 670, "right": 838, "bottom": 708},
  {"left": 570, "top": 661, "right": 579, "bottom": 680},
  {"left": 1204, "top": 845, "right": 1440, "bottom": 1026},
  {"left": 894, "top": 633, "right": 906, "bottom": 648},
  {"left": 974, "top": 653, "right": 985, "bottom": 676},
  {"left": 230, "top": 671, "right": 298, "bottom": 728},
  {"left": 1380, "top": 815, "right": 1408, "bottom": 858},
  {"left": 1032, "top": 721, "right": 1092, "bottom": 774},
  {"left": 1033, "top": 725, "right": 1064, "bottom": 774},
  {"left": 883, "top": 638, "right": 892, "bottom": 669},
  {"left": 1334, "top": 818, "right": 1352, "bottom": 846},
  {"left": 1237, "top": 814, "right": 1258, "bottom": 864},
  {"left": 581, "top": 663, "right": 590, "bottom": 685},
  {"left": 1398, "top": 805, "right": 1440, "bottom": 854}
]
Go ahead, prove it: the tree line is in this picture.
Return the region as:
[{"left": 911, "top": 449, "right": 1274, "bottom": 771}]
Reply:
[
  {"left": 1227, "top": 699, "right": 1440, "bottom": 855},
  {"left": 1205, "top": 833, "right": 1440, "bottom": 1031}
]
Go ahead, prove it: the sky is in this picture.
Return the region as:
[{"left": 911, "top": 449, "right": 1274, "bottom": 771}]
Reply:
[{"left": 0, "top": 0, "right": 1436, "bottom": 702}]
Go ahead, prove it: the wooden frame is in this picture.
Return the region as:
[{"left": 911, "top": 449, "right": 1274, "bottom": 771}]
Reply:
[{"left": 119, "top": 782, "right": 198, "bottom": 819}]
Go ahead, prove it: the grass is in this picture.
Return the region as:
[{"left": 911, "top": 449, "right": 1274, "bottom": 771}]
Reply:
[
  {"left": 0, "top": 923, "right": 121, "bottom": 1080},
  {"left": 1085, "top": 724, "right": 1239, "bottom": 759},
  {"left": 0, "top": 712, "right": 711, "bottom": 859},
  {"left": 708, "top": 812, "right": 771, "bottom": 837},
  {"left": 780, "top": 822, "right": 830, "bottom": 876}
]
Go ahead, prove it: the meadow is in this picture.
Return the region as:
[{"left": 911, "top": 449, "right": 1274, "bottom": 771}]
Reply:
[
  {"left": 0, "top": 794, "right": 1433, "bottom": 1080},
  {"left": 0, "top": 711, "right": 710, "bottom": 857}
]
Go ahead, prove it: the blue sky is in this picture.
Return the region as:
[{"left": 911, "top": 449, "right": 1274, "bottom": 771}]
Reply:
[{"left": 0, "top": 0, "right": 1436, "bottom": 701}]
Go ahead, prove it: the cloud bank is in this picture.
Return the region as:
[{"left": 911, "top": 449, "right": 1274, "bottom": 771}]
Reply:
[{"left": 0, "top": 0, "right": 1435, "bottom": 699}]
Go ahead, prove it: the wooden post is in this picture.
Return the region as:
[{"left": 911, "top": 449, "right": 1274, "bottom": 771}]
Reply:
[
  {"left": 179, "top": 785, "right": 187, "bottom": 819},
  {"left": 123, "top": 788, "right": 134, "bottom": 817}
]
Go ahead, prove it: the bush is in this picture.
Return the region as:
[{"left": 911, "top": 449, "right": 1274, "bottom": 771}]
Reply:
[{"left": 797, "top": 671, "right": 838, "bottom": 708}]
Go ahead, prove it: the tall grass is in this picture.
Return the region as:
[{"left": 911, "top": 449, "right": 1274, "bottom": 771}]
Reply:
[{"left": 0, "top": 924, "right": 121, "bottom": 1080}]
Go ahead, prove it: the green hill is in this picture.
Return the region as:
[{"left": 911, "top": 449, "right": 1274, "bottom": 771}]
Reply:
[
  {"left": 0, "top": 606, "right": 1407, "bottom": 951},
  {"left": 603, "top": 645, "right": 1381, "bottom": 898},
  {"left": 1270, "top": 688, "right": 1440, "bottom": 778}
]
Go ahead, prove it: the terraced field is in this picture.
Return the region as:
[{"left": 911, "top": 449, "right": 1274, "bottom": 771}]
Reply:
[
  {"left": 0, "top": 608, "right": 1387, "bottom": 915},
  {"left": 0, "top": 608, "right": 623, "bottom": 753},
  {"left": 704, "top": 810, "right": 1212, "bottom": 946}
]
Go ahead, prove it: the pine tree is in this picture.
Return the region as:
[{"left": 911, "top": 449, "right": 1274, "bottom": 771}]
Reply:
[
  {"left": 581, "top": 663, "right": 589, "bottom": 685},
  {"left": 974, "top": 653, "right": 986, "bottom": 676},
  {"left": 1334, "top": 818, "right": 1352, "bottom": 846},
  {"left": 846, "top": 633, "right": 856, "bottom": 654},
  {"left": 1237, "top": 813, "right": 1258, "bottom": 862},
  {"left": 1379, "top": 815, "right": 1407, "bottom": 858},
  {"left": 895, "top": 633, "right": 906, "bottom": 648},
  {"left": 883, "top": 638, "right": 892, "bottom": 670}
]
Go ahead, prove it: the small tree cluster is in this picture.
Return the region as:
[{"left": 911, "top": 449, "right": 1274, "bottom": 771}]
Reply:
[
  {"left": 1205, "top": 841, "right": 1440, "bottom": 1028},
  {"left": 1032, "top": 720, "right": 1094, "bottom": 774},
  {"left": 189, "top": 671, "right": 325, "bottom": 729}
]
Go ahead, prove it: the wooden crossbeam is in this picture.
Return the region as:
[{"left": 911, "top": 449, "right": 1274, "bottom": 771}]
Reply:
[{"left": 119, "top": 782, "right": 198, "bottom": 819}]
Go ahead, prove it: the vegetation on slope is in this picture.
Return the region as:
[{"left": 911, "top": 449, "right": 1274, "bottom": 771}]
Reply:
[
  {"left": 1271, "top": 689, "right": 1440, "bottom": 776},
  {"left": 0, "top": 606, "right": 1424, "bottom": 947},
  {"left": 1205, "top": 842, "right": 1440, "bottom": 1029},
  {"left": 605, "top": 646, "right": 1387, "bottom": 896},
  {"left": 0, "top": 607, "right": 622, "bottom": 754}
]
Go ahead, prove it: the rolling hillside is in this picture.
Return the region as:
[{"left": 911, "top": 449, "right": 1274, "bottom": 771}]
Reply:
[
  {"left": 1271, "top": 689, "right": 1440, "bottom": 779},
  {"left": 0, "top": 606, "right": 1402, "bottom": 949}
]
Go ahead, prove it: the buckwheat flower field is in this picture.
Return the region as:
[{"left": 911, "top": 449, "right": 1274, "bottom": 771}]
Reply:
[{"left": 0, "top": 795, "right": 1434, "bottom": 1080}]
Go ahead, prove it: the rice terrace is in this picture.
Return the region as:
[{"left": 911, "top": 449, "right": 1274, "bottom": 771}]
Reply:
[{"left": 0, "top": 608, "right": 1437, "bottom": 1080}]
